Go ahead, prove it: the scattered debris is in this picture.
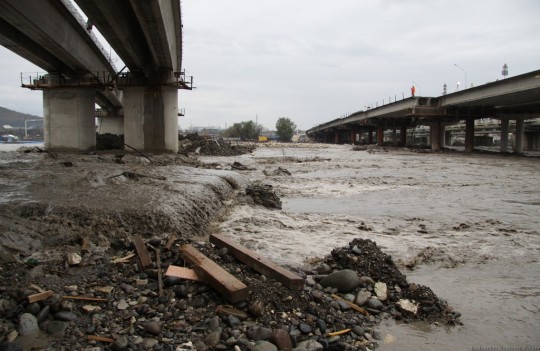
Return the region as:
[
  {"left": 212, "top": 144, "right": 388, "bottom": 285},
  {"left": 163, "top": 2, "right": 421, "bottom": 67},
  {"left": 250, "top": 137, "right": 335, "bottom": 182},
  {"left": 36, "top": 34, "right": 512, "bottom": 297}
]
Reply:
[
  {"left": 263, "top": 167, "right": 291, "bottom": 176},
  {"left": 246, "top": 183, "right": 282, "bottom": 209},
  {"left": 178, "top": 133, "right": 256, "bottom": 156}
]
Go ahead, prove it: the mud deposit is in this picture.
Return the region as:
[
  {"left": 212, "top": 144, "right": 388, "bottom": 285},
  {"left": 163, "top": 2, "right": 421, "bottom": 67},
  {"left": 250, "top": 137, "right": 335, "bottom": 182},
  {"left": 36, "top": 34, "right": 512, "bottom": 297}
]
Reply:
[{"left": 201, "top": 144, "right": 540, "bottom": 351}]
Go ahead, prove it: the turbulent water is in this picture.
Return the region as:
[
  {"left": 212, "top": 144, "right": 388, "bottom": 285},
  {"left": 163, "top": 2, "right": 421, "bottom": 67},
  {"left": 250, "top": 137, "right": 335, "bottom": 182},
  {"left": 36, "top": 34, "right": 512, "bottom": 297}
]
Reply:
[{"left": 202, "top": 144, "right": 540, "bottom": 351}]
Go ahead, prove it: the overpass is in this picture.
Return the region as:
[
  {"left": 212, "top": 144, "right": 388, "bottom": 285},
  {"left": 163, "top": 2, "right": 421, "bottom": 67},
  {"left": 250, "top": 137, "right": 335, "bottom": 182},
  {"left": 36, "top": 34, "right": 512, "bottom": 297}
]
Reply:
[
  {"left": 0, "top": 0, "right": 191, "bottom": 152},
  {"left": 307, "top": 69, "right": 540, "bottom": 153}
]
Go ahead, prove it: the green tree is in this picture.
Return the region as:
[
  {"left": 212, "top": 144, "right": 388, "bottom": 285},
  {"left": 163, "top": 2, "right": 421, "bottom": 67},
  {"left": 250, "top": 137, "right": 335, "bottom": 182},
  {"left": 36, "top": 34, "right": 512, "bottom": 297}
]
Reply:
[
  {"left": 275, "top": 117, "right": 297, "bottom": 142},
  {"left": 222, "top": 120, "right": 259, "bottom": 140}
]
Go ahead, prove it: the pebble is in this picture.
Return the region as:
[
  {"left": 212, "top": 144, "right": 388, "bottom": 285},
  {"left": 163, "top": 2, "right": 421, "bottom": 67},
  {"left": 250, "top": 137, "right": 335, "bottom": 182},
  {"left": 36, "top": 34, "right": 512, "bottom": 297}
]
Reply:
[
  {"left": 227, "top": 315, "right": 241, "bottom": 328},
  {"left": 367, "top": 298, "right": 384, "bottom": 310},
  {"left": 143, "top": 338, "right": 158, "bottom": 349},
  {"left": 271, "top": 329, "right": 292, "bottom": 351},
  {"left": 144, "top": 321, "right": 162, "bottom": 335},
  {"left": 18, "top": 313, "right": 39, "bottom": 336},
  {"left": 374, "top": 282, "right": 388, "bottom": 301},
  {"left": 111, "top": 335, "right": 129, "bottom": 350},
  {"left": 250, "top": 326, "right": 273, "bottom": 341},
  {"left": 253, "top": 341, "right": 278, "bottom": 351},
  {"left": 320, "top": 269, "right": 360, "bottom": 293},
  {"left": 116, "top": 299, "right": 129, "bottom": 310},
  {"left": 293, "top": 340, "right": 324, "bottom": 351},
  {"left": 54, "top": 311, "right": 77, "bottom": 321},
  {"left": 359, "top": 276, "right": 375, "bottom": 286},
  {"left": 315, "top": 319, "right": 327, "bottom": 334},
  {"left": 25, "top": 302, "right": 41, "bottom": 315},
  {"left": 46, "top": 320, "right": 67, "bottom": 337},
  {"left": 338, "top": 301, "right": 351, "bottom": 311},
  {"left": 207, "top": 316, "right": 221, "bottom": 331},
  {"left": 204, "top": 328, "right": 222, "bottom": 347},
  {"left": 352, "top": 326, "right": 365, "bottom": 337},
  {"left": 355, "top": 290, "right": 371, "bottom": 306},
  {"left": 298, "top": 323, "right": 312, "bottom": 334}
]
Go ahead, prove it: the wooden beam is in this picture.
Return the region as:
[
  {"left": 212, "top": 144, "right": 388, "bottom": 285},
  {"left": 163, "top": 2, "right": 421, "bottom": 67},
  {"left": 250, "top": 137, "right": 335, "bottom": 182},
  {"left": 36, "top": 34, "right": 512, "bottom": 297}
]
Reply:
[
  {"left": 180, "top": 244, "right": 249, "bottom": 303},
  {"left": 133, "top": 235, "right": 153, "bottom": 269},
  {"left": 165, "top": 265, "right": 202, "bottom": 281},
  {"left": 28, "top": 290, "right": 54, "bottom": 303},
  {"left": 209, "top": 234, "right": 304, "bottom": 291}
]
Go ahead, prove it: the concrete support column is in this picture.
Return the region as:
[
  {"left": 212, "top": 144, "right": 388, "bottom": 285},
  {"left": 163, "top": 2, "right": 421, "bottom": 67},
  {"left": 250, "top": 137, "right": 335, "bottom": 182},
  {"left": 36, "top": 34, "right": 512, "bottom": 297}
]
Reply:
[
  {"left": 514, "top": 119, "right": 524, "bottom": 154},
  {"left": 439, "top": 125, "right": 446, "bottom": 149},
  {"left": 392, "top": 128, "right": 397, "bottom": 145},
  {"left": 400, "top": 126, "right": 407, "bottom": 146},
  {"left": 465, "top": 118, "right": 475, "bottom": 153},
  {"left": 334, "top": 130, "right": 340, "bottom": 144},
  {"left": 368, "top": 130, "right": 373, "bottom": 144},
  {"left": 500, "top": 119, "right": 509, "bottom": 152},
  {"left": 124, "top": 85, "right": 178, "bottom": 153},
  {"left": 350, "top": 130, "right": 356, "bottom": 144},
  {"left": 377, "top": 126, "right": 384, "bottom": 146},
  {"left": 430, "top": 121, "right": 441, "bottom": 151},
  {"left": 43, "top": 87, "right": 96, "bottom": 151}
]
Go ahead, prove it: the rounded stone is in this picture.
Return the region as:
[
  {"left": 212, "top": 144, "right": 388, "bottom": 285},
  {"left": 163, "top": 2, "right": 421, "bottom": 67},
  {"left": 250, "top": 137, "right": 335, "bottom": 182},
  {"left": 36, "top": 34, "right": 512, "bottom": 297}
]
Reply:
[
  {"left": 253, "top": 341, "right": 277, "bottom": 351},
  {"left": 367, "top": 298, "right": 384, "bottom": 310},
  {"left": 19, "top": 313, "right": 39, "bottom": 336},
  {"left": 298, "top": 323, "right": 312, "bottom": 334},
  {"left": 25, "top": 302, "right": 41, "bottom": 315},
  {"left": 54, "top": 311, "right": 77, "bottom": 321},
  {"left": 294, "top": 340, "right": 323, "bottom": 351},
  {"left": 250, "top": 326, "right": 273, "bottom": 341},
  {"left": 271, "top": 329, "right": 292, "bottom": 351},
  {"left": 355, "top": 290, "right": 371, "bottom": 306},
  {"left": 46, "top": 320, "right": 67, "bottom": 337},
  {"left": 320, "top": 270, "right": 360, "bottom": 293},
  {"left": 144, "top": 321, "right": 162, "bottom": 335},
  {"left": 111, "top": 335, "right": 129, "bottom": 351}
]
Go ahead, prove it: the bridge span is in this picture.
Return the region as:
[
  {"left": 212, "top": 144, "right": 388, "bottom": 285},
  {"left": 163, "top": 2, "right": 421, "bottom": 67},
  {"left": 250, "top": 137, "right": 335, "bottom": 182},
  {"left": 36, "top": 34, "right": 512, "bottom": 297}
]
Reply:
[
  {"left": 307, "top": 69, "right": 540, "bottom": 153},
  {"left": 0, "top": 0, "right": 191, "bottom": 152}
]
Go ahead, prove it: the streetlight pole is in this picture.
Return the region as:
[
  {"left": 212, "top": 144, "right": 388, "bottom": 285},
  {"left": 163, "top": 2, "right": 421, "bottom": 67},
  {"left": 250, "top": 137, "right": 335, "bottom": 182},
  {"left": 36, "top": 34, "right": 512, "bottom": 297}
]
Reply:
[{"left": 454, "top": 64, "right": 467, "bottom": 90}]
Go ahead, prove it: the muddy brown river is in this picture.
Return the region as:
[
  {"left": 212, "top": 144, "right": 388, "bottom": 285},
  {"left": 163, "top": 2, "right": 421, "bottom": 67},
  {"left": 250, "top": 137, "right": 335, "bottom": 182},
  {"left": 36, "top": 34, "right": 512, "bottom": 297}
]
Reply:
[{"left": 202, "top": 144, "right": 540, "bottom": 351}]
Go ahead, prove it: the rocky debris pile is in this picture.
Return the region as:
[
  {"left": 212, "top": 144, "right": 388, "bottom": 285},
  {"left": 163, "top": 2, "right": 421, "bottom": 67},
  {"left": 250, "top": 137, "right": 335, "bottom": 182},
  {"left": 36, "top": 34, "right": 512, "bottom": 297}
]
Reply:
[
  {"left": 263, "top": 167, "right": 291, "bottom": 176},
  {"left": 96, "top": 133, "right": 124, "bottom": 150},
  {"left": 179, "top": 134, "right": 256, "bottom": 156},
  {"left": 316, "top": 238, "right": 460, "bottom": 324},
  {"left": 245, "top": 184, "right": 282, "bottom": 209},
  {"left": 0, "top": 236, "right": 459, "bottom": 351}
]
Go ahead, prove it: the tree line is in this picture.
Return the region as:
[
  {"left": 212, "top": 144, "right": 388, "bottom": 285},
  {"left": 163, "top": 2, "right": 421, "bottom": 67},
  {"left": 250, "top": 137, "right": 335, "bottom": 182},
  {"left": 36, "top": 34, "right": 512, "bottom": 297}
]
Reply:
[{"left": 222, "top": 117, "right": 297, "bottom": 141}]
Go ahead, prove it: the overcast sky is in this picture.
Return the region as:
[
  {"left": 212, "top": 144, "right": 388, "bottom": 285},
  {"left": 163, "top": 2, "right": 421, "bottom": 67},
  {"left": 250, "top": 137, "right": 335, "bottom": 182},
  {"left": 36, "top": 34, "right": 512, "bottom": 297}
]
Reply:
[{"left": 1, "top": 0, "right": 539, "bottom": 131}]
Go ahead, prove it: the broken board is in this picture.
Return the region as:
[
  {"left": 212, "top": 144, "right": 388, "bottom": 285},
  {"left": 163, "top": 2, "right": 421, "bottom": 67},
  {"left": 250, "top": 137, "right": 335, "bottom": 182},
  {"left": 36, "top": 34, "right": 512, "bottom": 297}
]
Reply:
[
  {"left": 209, "top": 233, "right": 304, "bottom": 291},
  {"left": 133, "top": 235, "right": 153, "bottom": 269},
  {"left": 180, "top": 244, "right": 249, "bottom": 303},
  {"left": 165, "top": 265, "right": 202, "bottom": 281}
]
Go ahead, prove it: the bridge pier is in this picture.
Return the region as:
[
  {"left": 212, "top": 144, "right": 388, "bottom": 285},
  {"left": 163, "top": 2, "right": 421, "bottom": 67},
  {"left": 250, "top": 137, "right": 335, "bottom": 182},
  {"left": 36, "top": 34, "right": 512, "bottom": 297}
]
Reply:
[
  {"left": 43, "top": 87, "right": 96, "bottom": 151},
  {"left": 430, "top": 121, "right": 441, "bottom": 151},
  {"left": 500, "top": 119, "right": 509, "bottom": 152},
  {"left": 465, "top": 118, "right": 475, "bottom": 152},
  {"left": 392, "top": 128, "right": 397, "bottom": 145},
  {"left": 123, "top": 85, "right": 179, "bottom": 153},
  {"left": 514, "top": 119, "right": 524, "bottom": 154},
  {"left": 400, "top": 126, "right": 407, "bottom": 146},
  {"left": 377, "top": 126, "right": 384, "bottom": 146}
]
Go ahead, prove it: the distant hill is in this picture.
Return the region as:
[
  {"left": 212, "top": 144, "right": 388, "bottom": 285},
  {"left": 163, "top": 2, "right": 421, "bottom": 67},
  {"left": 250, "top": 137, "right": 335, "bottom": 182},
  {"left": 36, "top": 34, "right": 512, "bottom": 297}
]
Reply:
[{"left": 0, "top": 106, "right": 43, "bottom": 128}]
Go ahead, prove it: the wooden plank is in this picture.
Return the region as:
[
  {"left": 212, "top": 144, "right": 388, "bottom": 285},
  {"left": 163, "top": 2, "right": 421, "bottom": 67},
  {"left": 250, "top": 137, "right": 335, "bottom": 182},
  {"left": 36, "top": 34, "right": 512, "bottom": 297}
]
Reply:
[
  {"left": 209, "top": 233, "right": 304, "bottom": 291},
  {"left": 87, "top": 335, "right": 114, "bottom": 343},
  {"left": 62, "top": 296, "right": 109, "bottom": 302},
  {"left": 133, "top": 235, "right": 153, "bottom": 269},
  {"left": 165, "top": 234, "right": 177, "bottom": 250},
  {"left": 180, "top": 244, "right": 249, "bottom": 303},
  {"left": 165, "top": 265, "right": 203, "bottom": 281},
  {"left": 28, "top": 290, "right": 54, "bottom": 303}
]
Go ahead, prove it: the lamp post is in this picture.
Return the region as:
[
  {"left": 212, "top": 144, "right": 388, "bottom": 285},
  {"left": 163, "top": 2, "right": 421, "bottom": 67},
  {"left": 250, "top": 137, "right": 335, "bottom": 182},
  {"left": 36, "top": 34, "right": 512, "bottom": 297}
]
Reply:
[
  {"left": 454, "top": 64, "right": 467, "bottom": 89},
  {"left": 502, "top": 64, "right": 508, "bottom": 79}
]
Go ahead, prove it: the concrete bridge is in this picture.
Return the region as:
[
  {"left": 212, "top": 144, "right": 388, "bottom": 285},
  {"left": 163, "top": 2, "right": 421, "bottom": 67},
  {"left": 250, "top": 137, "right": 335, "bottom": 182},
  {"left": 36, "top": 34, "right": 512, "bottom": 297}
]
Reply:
[
  {"left": 0, "top": 0, "right": 191, "bottom": 152},
  {"left": 307, "top": 69, "right": 540, "bottom": 153}
]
